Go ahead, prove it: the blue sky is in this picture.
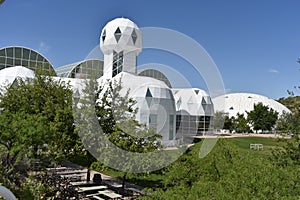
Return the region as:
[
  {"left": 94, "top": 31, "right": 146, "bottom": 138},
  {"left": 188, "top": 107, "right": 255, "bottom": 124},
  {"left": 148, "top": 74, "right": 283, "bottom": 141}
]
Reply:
[{"left": 1, "top": 0, "right": 299, "bottom": 99}]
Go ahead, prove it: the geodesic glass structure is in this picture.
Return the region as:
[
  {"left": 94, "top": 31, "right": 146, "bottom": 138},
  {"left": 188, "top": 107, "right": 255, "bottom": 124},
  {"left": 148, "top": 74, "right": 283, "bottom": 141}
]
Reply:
[
  {"left": 138, "top": 69, "right": 172, "bottom": 88},
  {"left": 56, "top": 59, "right": 103, "bottom": 79},
  {"left": 0, "top": 47, "right": 55, "bottom": 75}
]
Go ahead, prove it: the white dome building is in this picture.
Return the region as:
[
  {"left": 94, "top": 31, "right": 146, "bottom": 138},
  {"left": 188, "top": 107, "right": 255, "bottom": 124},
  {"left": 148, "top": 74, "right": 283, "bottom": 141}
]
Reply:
[
  {"left": 97, "top": 18, "right": 215, "bottom": 145},
  {"left": 100, "top": 18, "right": 142, "bottom": 79},
  {"left": 0, "top": 17, "right": 214, "bottom": 146},
  {"left": 212, "top": 93, "right": 291, "bottom": 118},
  {"left": 97, "top": 18, "right": 178, "bottom": 145},
  {"left": 172, "top": 88, "right": 214, "bottom": 138},
  {"left": 0, "top": 66, "right": 35, "bottom": 87},
  {"left": 99, "top": 72, "right": 177, "bottom": 144}
]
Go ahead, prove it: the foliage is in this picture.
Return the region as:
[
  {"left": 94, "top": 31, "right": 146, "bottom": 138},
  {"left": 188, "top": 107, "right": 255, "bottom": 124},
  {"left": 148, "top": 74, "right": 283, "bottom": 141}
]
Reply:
[
  {"left": 278, "top": 95, "right": 300, "bottom": 114},
  {"left": 0, "top": 73, "right": 78, "bottom": 188},
  {"left": 141, "top": 139, "right": 300, "bottom": 199},
  {"left": 272, "top": 63, "right": 300, "bottom": 166},
  {"left": 76, "top": 76, "right": 166, "bottom": 188},
  {"left": 22, "top": 173, "right": 81, "bottom": 199},
  {"left": 247, "top": 102, "right": 278, "bottom": 132},
  {"left": 233, "top": 113, "right": 250, "bottom": 133},
  {"left": 276, "top": 111, "right": 299, "bottom": 134},
  {"left": 273, "top": 110, "right": 300, "bottom": 166},
  {"left": 223, "top": 115, "right": 235, "bottom": 132}
]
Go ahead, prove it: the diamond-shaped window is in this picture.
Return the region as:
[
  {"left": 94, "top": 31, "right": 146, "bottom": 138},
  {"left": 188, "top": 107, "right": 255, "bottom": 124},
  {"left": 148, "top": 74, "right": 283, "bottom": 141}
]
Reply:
[
  {"left": 102, "top": 29, "right": 106, "bottom": 42},
  {"left": 131, "top": 29, "right": 137, "bottom": 44},
  {"left": 114, "top": 27, "right": 122, "bottom": 42},
  {"left": 146, "top": 88, "right": 152, "bottom": 97}
]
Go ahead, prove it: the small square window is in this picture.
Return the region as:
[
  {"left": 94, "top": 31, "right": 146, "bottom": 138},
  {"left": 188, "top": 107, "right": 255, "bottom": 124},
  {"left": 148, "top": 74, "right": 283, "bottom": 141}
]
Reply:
[
  {"left": 15, "top": 59, "right": 21, "bottom": 66},
  {"left": 6, "top": 58, "right": 13, "bottom": 65},
  {"left": 21, "top": 60, "right": 29, "bottom": 67}
]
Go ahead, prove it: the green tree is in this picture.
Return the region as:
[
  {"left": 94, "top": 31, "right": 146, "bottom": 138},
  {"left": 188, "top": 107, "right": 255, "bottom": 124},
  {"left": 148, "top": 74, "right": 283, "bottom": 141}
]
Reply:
[
  {"left": 0, "top": 73, "right": 79, "bottom": 187},
  {"left": 223, "top": 115, "right": 235, "bottom": 133},
  {"left": 247, "top": 102, "right": 278, "bottom": 133},
  {"left": 75, "top": 77, "right": 165, "bottom": 189},
  {"left": 273, "top": 61, "right": 300, "bottom": 166},
  {"left": 276, "top": 111, "right": 298, "bottom": 134},
  {"left": 278, "top": 96, "right": 300, "bottom": 114},
  {"left": 234, "top": 113, "right": 250, "bottom": 133}
]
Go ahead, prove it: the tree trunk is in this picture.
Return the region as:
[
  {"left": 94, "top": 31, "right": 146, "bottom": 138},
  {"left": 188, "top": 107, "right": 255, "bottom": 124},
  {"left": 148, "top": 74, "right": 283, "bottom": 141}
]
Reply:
[
  {"left": 86, "top": 168, "right": 90, "bottom": 182},
  {"left": 122, "top": 173, "right": 127, "bottom": 194}
]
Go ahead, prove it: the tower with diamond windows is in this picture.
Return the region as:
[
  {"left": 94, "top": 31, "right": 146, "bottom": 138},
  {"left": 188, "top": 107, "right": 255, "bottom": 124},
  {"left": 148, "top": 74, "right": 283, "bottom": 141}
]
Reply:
[{"left": 100, "top": 18, "right": 142, "bottom": 80}]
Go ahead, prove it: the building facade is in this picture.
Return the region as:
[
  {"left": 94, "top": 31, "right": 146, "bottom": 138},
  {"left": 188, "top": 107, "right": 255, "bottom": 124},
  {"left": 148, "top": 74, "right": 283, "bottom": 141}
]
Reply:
[{"left": 0, "top": 18, "right": 215, "bottom": 146}]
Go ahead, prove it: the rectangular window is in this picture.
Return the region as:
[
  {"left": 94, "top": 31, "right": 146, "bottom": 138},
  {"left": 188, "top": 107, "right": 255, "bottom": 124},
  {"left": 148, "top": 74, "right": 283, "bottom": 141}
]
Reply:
[
  {"left": 0, "top": 50, "right": 5, "bottom": 57},
  {"left": 15, "top": 59, "right": 21, "bottom": 66},
  {"left": 6, "top": 48, "right": 13, "bottom": 58},
  {"left": 15, "top": 48, "right": 21, "bottom": 58},
  {"left": 23, "top": 49, "right": 30, "bottom": 59},
  {"left": 149, "top": 114, "right": 157, "bottom": 127},
  {"left": 21, "top": 60, "right": 28, "bottom": 67},
  {"left": 169, "top": 115, "right": 174, "bottom": 140},
  {"left": 37, "top": 54, "right": 44, "bottom": 62},
  {"left": 0, "top": 57, "right": 5, "bottom": 64},
  {"left": 30, "top": 51, "right": 37, "bottom": 60},
  {"left": 6, "top": 58, "right": 13, "bottom": 66},
  {"left": 112, "top": 51, "right": 123, "bottom": 77}
]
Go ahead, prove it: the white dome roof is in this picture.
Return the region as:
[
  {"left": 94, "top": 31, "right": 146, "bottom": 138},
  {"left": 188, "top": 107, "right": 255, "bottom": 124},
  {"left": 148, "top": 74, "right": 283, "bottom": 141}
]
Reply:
[
  {"left": 172, "top": 88, "right": 214, "bottom": 116},
  {"left": 100, "top": 18, "right": 142, "bottom": 53},
  {"left": 99, "top": 71, "right": 171, "bottom": 98},
  {"left": 0, "top": 66, "right": 35, "bottom": 86},
  {"left": 212, "top": 93, "right": 291, "bottom": 117}
]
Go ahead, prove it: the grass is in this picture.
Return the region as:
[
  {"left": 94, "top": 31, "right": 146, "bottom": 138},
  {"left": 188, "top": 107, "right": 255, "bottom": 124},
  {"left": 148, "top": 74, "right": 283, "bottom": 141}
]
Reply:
[
  {"left": 77, "top": 136, "right": 289, "bottom": 189},
  {"left": 226, "top": 136, "right": 287, "bottom": 155}
]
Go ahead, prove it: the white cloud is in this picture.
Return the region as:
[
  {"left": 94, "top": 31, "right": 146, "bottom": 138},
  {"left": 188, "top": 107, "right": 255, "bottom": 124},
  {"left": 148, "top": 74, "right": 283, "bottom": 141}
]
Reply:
[
  {"left": 268, "top": 69, "right": 279, "bottom": 74},
  {"left": 38, "top": 41, "right": 50, "bottom": 54}
]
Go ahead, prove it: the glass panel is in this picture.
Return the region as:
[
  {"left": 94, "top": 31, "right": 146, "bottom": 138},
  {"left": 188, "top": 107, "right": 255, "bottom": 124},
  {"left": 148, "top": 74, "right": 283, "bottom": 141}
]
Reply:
[
  {"left": 30, "top": 51, "right": 37, "bottom": 60},
  {"left": 29, "top": 61, "right": 37, "bottom": 68},
  {"left": 15, "top": 47, "right": 21, "bottom": 58},
  {"left": 22, "top": 60, "right": 29, "bottom": 67},
  {"left": 44, "top": 62, "right": 50, "bottom": 70},
  {"left": 114, "top": 27, "right": 122, "bottom": 42},
  {"left": 169, "top": 115, "right": 174, "bottom": 140},
  {"left": 0, "top": 57, "right": 5, "bottom": 64},
  {"left": 6, "top": 58, "right": 13, "bottom": 65},
  {"left": 37, "top": 54, "right": 44, "bottom": 61},
  {"left": 6, "top": 48, "right": 13, "bottom": 58},
  {"left": 102, "top": 29, "right": 106, "bottom": 42},
  {"left": 131, "top": 29, "right": 137, "bottom": 44},
  {"left": 36, "top": 62, "right": 43, "bottom": 69},
  {"left": 87, "top": 60, "right": 93, "bottom": 69},
  {"left": 15, "top": 59, "right": 21, "bottom": 66},
  {"left": 0, "top": 49, "right": 5, "bottom": 56},
  {"left": 23, "top": 49, "right": 30, "bottom": 59}
]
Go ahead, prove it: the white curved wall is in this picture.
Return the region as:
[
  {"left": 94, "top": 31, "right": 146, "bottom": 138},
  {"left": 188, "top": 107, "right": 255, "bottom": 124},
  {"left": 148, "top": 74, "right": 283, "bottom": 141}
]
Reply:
[{"left": 212, "top": 93, "right": 291, "bottom": 117}]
